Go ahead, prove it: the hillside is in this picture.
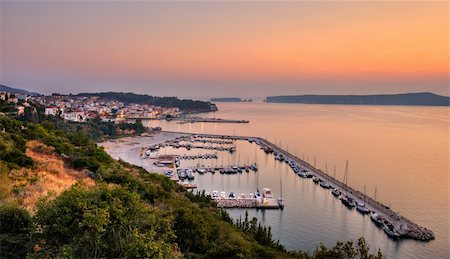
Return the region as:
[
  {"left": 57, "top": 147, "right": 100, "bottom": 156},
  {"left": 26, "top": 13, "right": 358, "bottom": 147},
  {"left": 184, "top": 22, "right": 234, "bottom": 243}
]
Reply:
[
  {"left": 0, "top": 84, "right": 39, "bottom": 96},
  {"left": 78, "top": 92, "right": 218, "bottom": 113},
  {"left": 265, "top": 92, "right": 450, "bottom": 106}
]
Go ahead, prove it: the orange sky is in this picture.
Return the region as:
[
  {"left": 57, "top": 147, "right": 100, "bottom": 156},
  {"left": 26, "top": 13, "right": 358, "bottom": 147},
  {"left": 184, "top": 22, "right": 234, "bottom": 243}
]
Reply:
[{"left": 1, "top": 1, "right": 448, "bottom": 98}]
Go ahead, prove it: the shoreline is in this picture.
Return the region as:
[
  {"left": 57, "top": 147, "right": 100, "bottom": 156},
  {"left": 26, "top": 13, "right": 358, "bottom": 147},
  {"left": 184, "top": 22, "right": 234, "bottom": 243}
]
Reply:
[{"left": 98, "top": 131, "right": 188, "bottom": 174}]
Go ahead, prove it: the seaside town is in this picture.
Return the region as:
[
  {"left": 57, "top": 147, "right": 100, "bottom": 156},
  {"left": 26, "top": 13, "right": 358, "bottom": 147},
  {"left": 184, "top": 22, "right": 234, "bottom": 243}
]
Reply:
[{"left": 0, "top": 92, "right": 180, "bottom": 123}]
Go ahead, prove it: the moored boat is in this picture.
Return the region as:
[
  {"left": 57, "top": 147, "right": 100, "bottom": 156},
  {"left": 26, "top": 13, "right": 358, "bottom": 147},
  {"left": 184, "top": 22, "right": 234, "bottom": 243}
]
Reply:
[
  {"left": 356, "top": 202, "right": 370, "bottom": 214},
  {"left": 383, "top": 222, "right": 401, "bottom": 239},
  {"left": 370, "top": 212, "right": 384, "bottom": 227}
]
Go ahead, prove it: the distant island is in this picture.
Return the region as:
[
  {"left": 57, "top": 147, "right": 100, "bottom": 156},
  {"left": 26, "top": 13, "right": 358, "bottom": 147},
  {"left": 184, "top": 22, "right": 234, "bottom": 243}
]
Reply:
[
  {"left": 265, "top": 92, "right": 450, "bottom": 106},
  {"left": 211, "top": 97, "right": 253, "bottom": 102}
]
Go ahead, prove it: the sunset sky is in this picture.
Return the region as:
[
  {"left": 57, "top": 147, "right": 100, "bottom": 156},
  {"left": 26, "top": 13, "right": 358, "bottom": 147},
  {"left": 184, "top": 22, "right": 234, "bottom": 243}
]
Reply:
[{"left": 1, "top": 1, "right": 448, "bottom": 99}]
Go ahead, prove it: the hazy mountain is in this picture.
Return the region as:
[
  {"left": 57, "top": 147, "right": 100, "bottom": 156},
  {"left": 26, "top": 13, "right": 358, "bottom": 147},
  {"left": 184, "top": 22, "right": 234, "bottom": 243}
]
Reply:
[
  {"left": 0, "top": 84, "right": 39, "bottom": 96},
  {"left": 265, "top": 92, "right": 450, "bottom": 106}
]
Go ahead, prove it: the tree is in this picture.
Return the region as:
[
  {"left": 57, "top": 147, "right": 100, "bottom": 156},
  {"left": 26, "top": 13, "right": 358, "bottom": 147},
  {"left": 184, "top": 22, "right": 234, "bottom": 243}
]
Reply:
[{"left": 0, "top": 203, "right": 32, "bottom": 258}]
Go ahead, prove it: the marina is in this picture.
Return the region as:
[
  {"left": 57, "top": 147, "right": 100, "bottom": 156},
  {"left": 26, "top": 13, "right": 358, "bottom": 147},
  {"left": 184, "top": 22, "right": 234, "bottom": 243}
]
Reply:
[{"left": 158, "top": 131, "right": 435, "bottom": 242}]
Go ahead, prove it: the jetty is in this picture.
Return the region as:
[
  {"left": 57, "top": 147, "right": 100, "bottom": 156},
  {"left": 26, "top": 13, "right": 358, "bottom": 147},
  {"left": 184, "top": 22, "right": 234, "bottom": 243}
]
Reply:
[
  {"left": 174, "top": 117, "right": 250, "bottom": 124},
  {"left": 213, "top": 197, "right": 281, "bottom": 209},
  {"left": 161, "top": 131, "right": 435, "bottom": 242}
]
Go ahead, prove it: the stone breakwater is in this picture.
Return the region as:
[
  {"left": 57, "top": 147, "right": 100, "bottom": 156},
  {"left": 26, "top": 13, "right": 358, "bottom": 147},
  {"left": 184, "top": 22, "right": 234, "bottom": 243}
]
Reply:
[{"left": 214, "top": 198, "right": 258, "bottom": 208}]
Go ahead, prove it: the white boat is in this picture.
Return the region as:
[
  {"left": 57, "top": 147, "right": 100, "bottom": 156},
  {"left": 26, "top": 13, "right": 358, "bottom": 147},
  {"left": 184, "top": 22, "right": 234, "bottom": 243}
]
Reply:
[
  {"left": 356, "top": 202, "right": 370, "bottom": 214},
  {"left": 370, "top": 212, "right": 384, "bottom": 227},
  {"left": 186, "top": 169, "right": 195, "bottom": 180},
  {"left": 312, "top": 176, "right": 321, "bottom": 184},
  {"left": 197, "top": 168, "right": 206, "bottom": 174},
  {"left": 319, "top": 180, "right": 331, "bottom": 189},
  {"left": 383, "top": 222, "right": 401, "bottom": 239},
  {"left": 298, "top": 172, "right": 307, "bottom": 178},
  {"left": 331, "top": 188, "right": 341, "bottom": 197}
]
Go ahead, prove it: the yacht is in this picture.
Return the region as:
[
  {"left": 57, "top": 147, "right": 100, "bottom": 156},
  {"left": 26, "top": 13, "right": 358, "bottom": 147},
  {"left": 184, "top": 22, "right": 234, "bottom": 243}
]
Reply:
[
  {"left": 298, "top": 171, "right": 308, "bottom": 178},
  {"left": 331, "top": 188, "right": 341, "bottom": 197},
  {"left": 356, "top": 202, "right": 370, "bottom": 214},
  {"left": 312, "top": 176, "right": 321, "bottom": 184},
  {"left": 255, "top": 189, "right": 262, "bottom": 199},
  {"left": 186, "top": 169, "right": 195, "bottom": 180},
  {"left": 319, "top": 180, "right": 331, "bottom": 189},
  {"left": 197, "top": 168, "right": 206, "bottom": 174},
  {"left": 342, "top": 195, "right": 356, "bottom": 208},
  {"left": 370, "top": 212, "right": 384, "bottom": 227},
  {"left": 383, "top": 222, "right": 401, "bottom": 239}
]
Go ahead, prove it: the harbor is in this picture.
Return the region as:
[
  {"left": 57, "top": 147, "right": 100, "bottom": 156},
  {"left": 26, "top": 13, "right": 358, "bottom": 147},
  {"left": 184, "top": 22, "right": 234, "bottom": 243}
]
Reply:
[{"left": 157, "top": 131, "right": 435, "bottom": 242}]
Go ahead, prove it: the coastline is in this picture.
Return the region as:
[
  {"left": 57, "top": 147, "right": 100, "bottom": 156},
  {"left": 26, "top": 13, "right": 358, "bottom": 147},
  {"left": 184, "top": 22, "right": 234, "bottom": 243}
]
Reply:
[{"left": 98, "top": 131, "right": 188, "bottom": 173}]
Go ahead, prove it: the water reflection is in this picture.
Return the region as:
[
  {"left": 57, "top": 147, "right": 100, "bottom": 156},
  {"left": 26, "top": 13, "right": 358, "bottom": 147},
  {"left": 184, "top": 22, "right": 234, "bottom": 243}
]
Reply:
[{"left": 145, "top": 103, "right": 449, "bottom": 258}]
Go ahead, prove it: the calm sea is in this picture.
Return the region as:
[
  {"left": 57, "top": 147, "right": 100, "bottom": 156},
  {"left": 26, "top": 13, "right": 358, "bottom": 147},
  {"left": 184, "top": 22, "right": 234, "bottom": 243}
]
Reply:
[{"left": 144, "top": 102, "right": 449, "bottom": 258}]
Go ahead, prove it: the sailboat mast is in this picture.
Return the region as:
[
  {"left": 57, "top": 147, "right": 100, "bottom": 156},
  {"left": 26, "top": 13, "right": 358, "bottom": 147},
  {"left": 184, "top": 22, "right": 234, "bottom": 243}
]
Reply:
[
  {"left": 280, "top": 177, "right": 283, "bottom": 198},
  {"left": 345, "top": 160, "right": 349, "bottom": 185}
]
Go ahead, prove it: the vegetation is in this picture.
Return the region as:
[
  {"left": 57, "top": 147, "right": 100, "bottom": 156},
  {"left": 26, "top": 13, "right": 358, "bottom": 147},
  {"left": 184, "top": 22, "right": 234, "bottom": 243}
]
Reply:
[
  {"left": 78, "top": 92, "right": 218, "bottom": 113},
  {"left": 0, "top": 100, "right": 382, "bottom": 258}
]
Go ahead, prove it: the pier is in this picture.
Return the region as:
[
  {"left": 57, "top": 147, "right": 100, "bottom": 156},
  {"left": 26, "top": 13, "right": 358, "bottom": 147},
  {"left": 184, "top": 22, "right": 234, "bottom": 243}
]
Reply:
[
  {"left": 161, "top": 131, "right": 435, "bottom": 242},
  {"left": 168, "top": 116, "right": 250, "bottom": 124}
]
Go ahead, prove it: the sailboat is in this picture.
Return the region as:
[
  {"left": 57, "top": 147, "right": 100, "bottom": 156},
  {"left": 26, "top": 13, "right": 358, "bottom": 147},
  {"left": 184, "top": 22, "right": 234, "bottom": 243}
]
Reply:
[
  {"left": 341, "top": 160, "right": 356, "bottom": 208},
  {"left": 356, "top": 185, "right": 370, "bottom": 214},
  {"left": 277, "top": 177, "right": 285, "bottom": 209}
]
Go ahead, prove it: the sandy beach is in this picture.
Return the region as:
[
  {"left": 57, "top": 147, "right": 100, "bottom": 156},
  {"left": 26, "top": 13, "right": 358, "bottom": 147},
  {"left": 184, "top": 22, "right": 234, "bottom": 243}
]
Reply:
[{"left": 98, "top": 131, "right": 188, "bottom": 174}]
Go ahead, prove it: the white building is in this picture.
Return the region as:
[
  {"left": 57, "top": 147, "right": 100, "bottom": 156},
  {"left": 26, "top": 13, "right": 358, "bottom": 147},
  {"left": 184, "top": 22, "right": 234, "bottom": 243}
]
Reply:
[{"left": 45, "top": 106, "right": 59, "bottom": 116}]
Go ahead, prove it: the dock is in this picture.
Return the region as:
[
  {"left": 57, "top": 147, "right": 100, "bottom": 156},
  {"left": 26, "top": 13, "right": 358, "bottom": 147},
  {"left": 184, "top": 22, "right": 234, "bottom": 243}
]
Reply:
[
  {"left": 174, "top": 117, "right": 250, "bottom": 124},
  {"left": 161, "top": 131, "right": 435, "bottom": 242}
]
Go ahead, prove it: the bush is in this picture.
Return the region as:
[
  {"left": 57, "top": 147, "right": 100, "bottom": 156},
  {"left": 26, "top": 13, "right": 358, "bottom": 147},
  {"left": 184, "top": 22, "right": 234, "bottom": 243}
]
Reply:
[{"left": 0, "top": 203, "right": 32, "bottom": 258}]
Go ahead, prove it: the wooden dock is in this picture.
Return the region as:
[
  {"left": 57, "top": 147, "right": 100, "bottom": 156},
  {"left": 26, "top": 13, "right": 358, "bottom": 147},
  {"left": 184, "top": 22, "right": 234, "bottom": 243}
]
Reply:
[{"left": 162, "top": 131, "right": 435, "bottom": 242}]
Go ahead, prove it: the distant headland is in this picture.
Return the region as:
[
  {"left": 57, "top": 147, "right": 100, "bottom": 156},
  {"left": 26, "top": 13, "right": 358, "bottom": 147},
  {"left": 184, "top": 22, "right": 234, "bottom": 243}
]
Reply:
[
  {"left": 265, "top": 92, "right": 450, "bottom": 106},
  {"left": 210, "top": 97, "right": 253, "bottom": 103}
]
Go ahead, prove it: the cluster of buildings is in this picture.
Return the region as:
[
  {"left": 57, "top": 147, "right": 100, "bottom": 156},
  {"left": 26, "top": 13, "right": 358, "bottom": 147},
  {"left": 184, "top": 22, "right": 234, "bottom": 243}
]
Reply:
[
  {"left": 1, "top": 93, "right": 181, "bottom": 123},
  {"left": 0, "top": 92, "right": 34, "bottom": 116}
]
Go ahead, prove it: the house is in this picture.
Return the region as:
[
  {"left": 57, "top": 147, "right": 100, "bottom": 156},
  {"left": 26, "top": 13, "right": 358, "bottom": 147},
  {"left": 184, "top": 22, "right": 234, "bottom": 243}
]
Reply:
[
  {"left": 16, "top": 106, "right": 25, "bottom": 115},
  {"left": 63, "top": 109, "right": 85, "bottom": 122},
  {"left": 45, "top": 106, "right": 59, "bottom": 116}
]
